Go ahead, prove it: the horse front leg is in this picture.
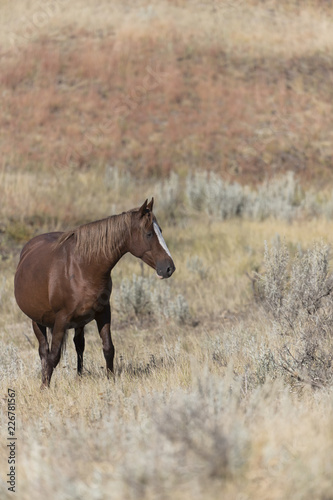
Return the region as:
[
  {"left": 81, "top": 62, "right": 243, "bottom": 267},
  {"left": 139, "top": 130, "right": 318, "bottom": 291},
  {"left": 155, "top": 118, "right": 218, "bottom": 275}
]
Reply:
[
  {"left": 73, "top": 327, "right": 85, "bottom": 376},
  {"left": 95, "top": 305, "right": 114, "bottom": 377}
]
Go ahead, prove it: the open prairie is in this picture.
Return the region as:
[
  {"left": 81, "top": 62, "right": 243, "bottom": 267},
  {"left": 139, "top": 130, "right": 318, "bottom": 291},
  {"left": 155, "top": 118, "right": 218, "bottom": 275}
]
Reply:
[{"left": 1, "top": 1, "right": 333, "bottom": 499}]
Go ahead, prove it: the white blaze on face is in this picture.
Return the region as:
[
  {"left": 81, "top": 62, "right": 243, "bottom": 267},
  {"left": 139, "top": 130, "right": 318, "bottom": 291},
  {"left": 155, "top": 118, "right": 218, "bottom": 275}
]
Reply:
[{"left": 153, "top": 222, "right": 172, "bottom": 259}]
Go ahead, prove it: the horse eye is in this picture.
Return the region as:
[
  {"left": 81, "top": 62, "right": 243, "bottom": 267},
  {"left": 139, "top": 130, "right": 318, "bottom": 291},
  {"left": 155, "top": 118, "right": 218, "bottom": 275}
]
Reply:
[{"left": 146, "top": 231, "right": 153, "bottom": 239}]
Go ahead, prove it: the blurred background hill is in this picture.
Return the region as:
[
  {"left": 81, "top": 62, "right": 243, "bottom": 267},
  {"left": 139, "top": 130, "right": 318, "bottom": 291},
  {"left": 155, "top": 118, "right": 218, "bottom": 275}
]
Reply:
[{"left": 1, "top": 0, "right": 333, "bottom": 186}]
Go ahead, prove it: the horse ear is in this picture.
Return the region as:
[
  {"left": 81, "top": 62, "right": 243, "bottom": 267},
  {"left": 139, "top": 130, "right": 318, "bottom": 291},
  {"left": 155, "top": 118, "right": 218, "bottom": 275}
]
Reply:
[
  {"left": 139, "top": 199, "right": 149, "bottom": 217},
  {"left": 147, "top": 197, "right": 154, "bottom": 212}
]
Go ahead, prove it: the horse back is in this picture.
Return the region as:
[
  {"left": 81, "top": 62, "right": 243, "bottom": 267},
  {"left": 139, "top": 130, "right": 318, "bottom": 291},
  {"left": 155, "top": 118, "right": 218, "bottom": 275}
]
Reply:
[{"left": 18, "top": 232, "right": 63, "bottom": 259}]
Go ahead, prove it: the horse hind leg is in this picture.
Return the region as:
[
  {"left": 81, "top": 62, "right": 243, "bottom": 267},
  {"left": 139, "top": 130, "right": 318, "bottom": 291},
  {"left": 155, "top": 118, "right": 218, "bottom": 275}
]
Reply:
[
  {"left": 73, "top": 327, "right": 85, "bottom": 376},
  {"left": 32, "top": 321, "right": 49, "bottom": 389}
]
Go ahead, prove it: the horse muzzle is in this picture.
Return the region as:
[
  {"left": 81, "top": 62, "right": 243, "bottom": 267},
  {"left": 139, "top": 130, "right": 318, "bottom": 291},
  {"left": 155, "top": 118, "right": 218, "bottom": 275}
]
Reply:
[{"left": 156, "top": 259, "right": 176, "bottom": 279}]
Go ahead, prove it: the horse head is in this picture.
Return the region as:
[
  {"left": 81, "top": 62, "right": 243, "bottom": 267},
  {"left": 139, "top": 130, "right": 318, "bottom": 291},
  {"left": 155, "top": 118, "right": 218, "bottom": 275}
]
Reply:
[{"left": 129, "top": 198, "right": 176, "bottom": 279}]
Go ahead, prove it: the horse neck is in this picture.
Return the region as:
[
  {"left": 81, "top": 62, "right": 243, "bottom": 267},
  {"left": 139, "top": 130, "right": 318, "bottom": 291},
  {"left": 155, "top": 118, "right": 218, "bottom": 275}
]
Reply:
[
  {"left": 107, "top": 213, "right": 131, "bottom": 268},
  {"left": 77, "top": 213, "right": 131, "bottom": 273}
]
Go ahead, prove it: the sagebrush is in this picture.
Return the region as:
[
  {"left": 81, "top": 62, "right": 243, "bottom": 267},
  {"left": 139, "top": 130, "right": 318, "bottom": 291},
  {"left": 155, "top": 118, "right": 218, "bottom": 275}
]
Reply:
[{"left": 257, "top": 240, "right": 333, "bottom": 388}]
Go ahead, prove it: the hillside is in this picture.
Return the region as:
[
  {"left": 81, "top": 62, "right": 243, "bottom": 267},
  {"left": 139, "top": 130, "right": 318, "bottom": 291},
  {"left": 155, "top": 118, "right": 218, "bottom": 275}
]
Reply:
[{"left": 1, "top": 0, "right": 333, "bottom": 185}]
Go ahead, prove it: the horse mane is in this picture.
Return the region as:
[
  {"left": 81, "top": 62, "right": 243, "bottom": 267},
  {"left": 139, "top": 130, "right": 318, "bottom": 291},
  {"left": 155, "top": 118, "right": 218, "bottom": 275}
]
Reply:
[{"left": 55, "top": 212, "right": 132, "bottom": 261}]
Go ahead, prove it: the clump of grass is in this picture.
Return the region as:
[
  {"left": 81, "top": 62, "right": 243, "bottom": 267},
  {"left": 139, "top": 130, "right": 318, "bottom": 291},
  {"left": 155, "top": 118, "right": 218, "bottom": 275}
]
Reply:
[
  {"left": 162, "top": 293, "right": 191, "bottom": 325},
  {"left": 115, "top": 274, "right": 152, "bottom": 318},
  {"left": 114, "top": 274, "right": 191, "bottom": 324},
  {"left": 153, "top": 171, "right": 182, "bottom": 223},
  {"left": 186, "top": 255, "right": 209, "bottom": 280},
  {"left": 246, "top": 172, "right": 302, "bottom": 221},
  {"left": 153, "top": 373, "right": 250, "bottom": 481},
  {"left": 0, "top": 341, "right": 24, "bottom": 380},
  {"left": 185, "top": 171, "right": 302, "bottom": 221},
  {"left": 186, "top": 171, "right": 246, "bottom": 219},
  {"left": 256, "top": 240, "right": 333, "bottom": 388},
  {"left": 184, "top": 170, "right": 333, "bottom": 222}
]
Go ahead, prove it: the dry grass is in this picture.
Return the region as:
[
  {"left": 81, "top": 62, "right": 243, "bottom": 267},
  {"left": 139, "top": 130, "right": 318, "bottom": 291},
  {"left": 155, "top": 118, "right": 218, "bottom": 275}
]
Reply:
[
  {"left": 1, "top": 351, "right": 333, "bottom": 500},
  {"left": 2, "top": 1, "right": 333, "bottom": 498},
  {"left": 2, "top": 199, "right": 333, "bottom": 498}
]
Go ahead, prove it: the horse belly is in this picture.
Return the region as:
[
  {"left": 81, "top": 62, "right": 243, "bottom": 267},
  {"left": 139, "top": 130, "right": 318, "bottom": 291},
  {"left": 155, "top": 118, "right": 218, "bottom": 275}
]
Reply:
[
  {"left": 15, "top": 268, "right": 54, "bottom": 326},
  {"left": 14, "top": 237, "right": 59, "bottom": 327}
]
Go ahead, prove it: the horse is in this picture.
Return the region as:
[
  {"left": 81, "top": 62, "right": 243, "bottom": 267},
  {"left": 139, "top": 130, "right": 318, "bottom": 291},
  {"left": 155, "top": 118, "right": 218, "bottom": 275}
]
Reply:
[{"left": 14, "top": 198, "right": 175, "bottom": 388}]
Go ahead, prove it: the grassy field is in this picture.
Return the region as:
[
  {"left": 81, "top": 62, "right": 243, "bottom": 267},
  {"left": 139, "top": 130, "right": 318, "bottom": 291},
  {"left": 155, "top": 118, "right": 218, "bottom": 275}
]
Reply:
[{"left": 1, "top": 1, "right": 333, "bottom": 499}]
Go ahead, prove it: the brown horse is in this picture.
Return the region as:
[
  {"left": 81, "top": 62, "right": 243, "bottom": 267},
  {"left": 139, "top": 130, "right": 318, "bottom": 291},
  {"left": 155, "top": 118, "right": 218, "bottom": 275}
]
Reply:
[{"left": 14, "top": 198, "right": 175, "bottom": 388}]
